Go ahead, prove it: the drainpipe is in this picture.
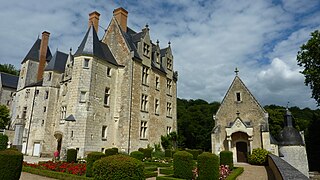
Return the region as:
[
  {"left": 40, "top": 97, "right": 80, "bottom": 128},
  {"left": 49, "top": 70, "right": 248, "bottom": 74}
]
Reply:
[
  {"left": 127, "top": 55, "right": 134, "bottom": 154},
  {"left": 25, "top": 87, "right": 37, "bottom": 155}
]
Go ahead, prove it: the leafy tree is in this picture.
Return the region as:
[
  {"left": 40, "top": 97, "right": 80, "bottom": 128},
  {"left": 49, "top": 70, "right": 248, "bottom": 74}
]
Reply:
[
  {"left": 0, "top": 64, "right": 19, "bottom": 76},
  {"left": 297, "top": 30, "right": 320, "bottom": 106},
  {"left": 0, "top": 105, "right": 10, "bottom": 129}
]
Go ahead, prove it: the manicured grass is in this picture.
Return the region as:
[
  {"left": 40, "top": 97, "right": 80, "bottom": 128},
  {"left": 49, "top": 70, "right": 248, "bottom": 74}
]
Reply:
[{"left": 226, "top": 167, "right": 244, "bottom": 180}]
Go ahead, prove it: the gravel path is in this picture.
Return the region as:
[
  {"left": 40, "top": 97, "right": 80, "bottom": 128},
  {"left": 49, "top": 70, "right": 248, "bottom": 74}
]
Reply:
[
  {"left": 236, "top": 163, "right": 275, "bottom": 180},
  {"left": 20, "top": 172, "right": 57, "bottom": 180}
]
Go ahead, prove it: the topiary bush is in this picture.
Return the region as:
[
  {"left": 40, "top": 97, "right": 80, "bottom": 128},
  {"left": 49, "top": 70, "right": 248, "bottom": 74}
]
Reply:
[
  {"left": 248, "top": 148, "right": 269, "bottom": 165},
  {"left": 186, "top": 149, "right": 202, "bottom": 160},
  {"left": 220, "top": 150, "right": 234, "bottom": 169},
  {"left": 130, "top": 151, "right": 144, "bottom": 161},
  {"left": 165, "top": 149, "right": 172, "bottom": 157},
  {"left": 197, "top": 152, "right": 219, "bottom": 180},
  {"left": 138, "top": 148, "right": 153, "bottom": 159},
  {"left": 0, "top": 149, "right": 23, "bottom": 180},
  {"left": 92, "top": 154, "right": 145, "bottom": 180},
  {"left": 105, "top": 148, "right": 118, "bottom": 156},
  {"left": 66, "top": 149, "right": 77, "bottom": 163},
  {"left": 0, "top": 134, "right": 8, "bottom": 150},
  {"left": 86, "top": 152, "right": 107, "bottom": 177},
  {"left": 173, "top": 151, "right": 193, "bottom": 179}
]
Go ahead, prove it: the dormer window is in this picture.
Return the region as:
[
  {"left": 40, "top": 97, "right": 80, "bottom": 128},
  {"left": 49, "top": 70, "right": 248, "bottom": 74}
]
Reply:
[
  {"left": 156, "top": 52, "right": 160, "bottom": 64},
  {"left": 83, "top": 58, "right": 90, "bottom": 68},
  {"left": 107, "top": 67, "right": 112, "bottom": 77},
  {"left": 167, "top": 58, "right": 172, "bottom": 70},
  {"left": 48, "top": 72, "right": 52, "bottom": 81},
  {"left": 143, "top": 43, "right": 150, "bottom": 57}
]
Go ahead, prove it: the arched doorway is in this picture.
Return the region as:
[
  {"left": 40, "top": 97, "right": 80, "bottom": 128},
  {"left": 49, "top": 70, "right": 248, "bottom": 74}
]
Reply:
[
  {"left": 54, "top": 132, "right": 63, "bottom": 153},
  {"left": 236, "top": 142, "right": 248, "bottom": 162}
]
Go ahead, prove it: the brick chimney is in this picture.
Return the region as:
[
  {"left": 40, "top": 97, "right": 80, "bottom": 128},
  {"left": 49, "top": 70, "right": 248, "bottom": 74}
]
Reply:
[
  {"left": 37, "top": 31, "right": 50, "bottom": 81},
  {"left": 113, "top": 7, "right": 128, "bottom": 32},
  {"left": 89, "top": 11, "right": 100, "bottom": 33}
]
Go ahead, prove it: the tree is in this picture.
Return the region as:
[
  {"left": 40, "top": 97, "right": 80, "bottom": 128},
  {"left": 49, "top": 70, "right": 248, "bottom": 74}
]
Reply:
[
  {"left": 0, "top": 105, "right": 10, "bottom": 129},
  {"left": 297, "top": 30, "right": 320, "bottom": 106},
  {"left": 0, "top": 63, "right": 19, "bottom": 76}
]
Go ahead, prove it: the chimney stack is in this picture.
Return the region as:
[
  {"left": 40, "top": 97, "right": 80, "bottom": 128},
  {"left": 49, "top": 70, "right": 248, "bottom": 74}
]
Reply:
[
  {"left": 113, "top": 7, "right": 128, "bottom": 32},
  {"left": 89, "top": 11, "right": 100, "bottom": 32},
  {"left": 37, "top": 31, "right": 50, "bottom": 81}
]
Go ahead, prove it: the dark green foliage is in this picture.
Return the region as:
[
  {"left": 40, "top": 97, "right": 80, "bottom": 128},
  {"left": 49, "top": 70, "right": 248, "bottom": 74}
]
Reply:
[
  {"left": 66, "top": 149, "right": 77, "bottom": 163},
  {"left": 86, "top": 152, "right": 107, "bottom": 177},
  {"left": 297, "top": 30, "right": 320, "bottom": 106},
  {"left": 0, "top": 149, "right": 23, "bottom": 180},
  {"left": 92, "top": 154, "right": 145, "bottom": 180},
  {"left": 197, "top": 152, "right": 219, "bottom": 180},
  {"left": 138, "top": 148, "right": 153, "bottom": 158},
  {"left": 0, "top": 64, "right": 19, "bottom": 76},
  {"left": 159, "top": 167, "right": 174, "bottom": 175},
  {"left": 144, "top": 161, "right": 172, "bottom": 167},
  {"left": 177, "top": 98, "right": 220, "bottom": 150},
  {"left": 248, "top": 148, "right": 269, "bottom": 165},
  {"left": 152, "top": 150, "right": 165, "bottom": 158},
  {"left": 105, "top": 148, "right": 118, "bottom": 156},
  {"left": 0, "top": 105, "right": 10, "bottom": 129},
  {"left": 185, "top": 149, "right": 202, "bottom": 160},
  {"left": 165, "top": 149, "right": 172, "bottom": 157},
  {"left": 225, "top": 167, "right": 244, "bottom": 180},
  {"left": 145, "top": 171, "right": 158, "bottom": 178},
  {"left": 145, "top": 166, "right": 158, "bottom": 171},
  {"left": 130, "top": 151, "right": 144, "bottom": 161},
  {"left": 156, "top": 175, "right": 184, "bottom": 179},
  {"left": 0, "top": 134, "right": 8, "bottom": 150},
  {"left": 173, "top": 151, "right": 193, "bottom": 179},
  {"left": 220, "top": 150, "right": 234, "bottom": 169}
]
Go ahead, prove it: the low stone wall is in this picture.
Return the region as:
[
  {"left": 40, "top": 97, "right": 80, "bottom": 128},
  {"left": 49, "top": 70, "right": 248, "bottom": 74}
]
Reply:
[{"left": 268, "top": 154, "right": 308, "bottom": 180}]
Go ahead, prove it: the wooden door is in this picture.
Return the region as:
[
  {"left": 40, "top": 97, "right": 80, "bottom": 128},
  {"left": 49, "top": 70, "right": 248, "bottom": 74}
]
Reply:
[{"left": 236, "top": 142, "right": 247, "bottom": 162}]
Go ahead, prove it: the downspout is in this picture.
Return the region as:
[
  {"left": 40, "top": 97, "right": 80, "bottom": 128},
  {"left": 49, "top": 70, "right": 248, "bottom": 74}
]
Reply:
[
  {"left": 25, "top": 86, "right": 37, "bottom": 155},
  {"left": 127, "top": 54, "right": 134, "bottom": 154}
]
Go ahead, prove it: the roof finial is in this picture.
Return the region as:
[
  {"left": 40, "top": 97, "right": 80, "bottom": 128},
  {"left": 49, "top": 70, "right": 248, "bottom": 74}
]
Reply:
[
  {"left": 235, "top": 67, "right": 239, "bottom": 76},
  {"left": 156, "top": 39, "right": 159, "bottom": 45},
  {"left": 286, "top": 101, "right": 290, "bottom": 110},
  {"left": 145, "top": 23, "right": 149, "bottom": 30},
  {"left": 236, "top": 110, "right": 240, "bottom": 117},
  {"left": 168, "top": 41, "right": 171, "bottom": 46},
  {"left": 69, "top": 47, "right": 72, "bottom": 53}
]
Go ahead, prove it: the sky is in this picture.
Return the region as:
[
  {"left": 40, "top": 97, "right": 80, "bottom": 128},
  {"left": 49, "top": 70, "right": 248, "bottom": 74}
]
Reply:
[{"left": 0, "top": 0, "right": 320, "bottom": 109}]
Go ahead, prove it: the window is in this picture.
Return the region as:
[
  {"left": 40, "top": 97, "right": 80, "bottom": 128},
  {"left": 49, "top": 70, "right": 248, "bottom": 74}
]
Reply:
[
  {"left": 167, "top": 79, "right": 172, "bottom": 95},
  {"left": 80, "top": 91, "right": 86, "bottom": 102},
  {"left": 25, "top": 89, "right": 30, "bottom": 98},
  {"left": 43, "top": 106, "right": 46, "bottom": 112},
  {"left": 143, "top": 43, "right": 150, "bottom": 57},
  {"left": 140, "top": 121, "right": 148, "bottom": 139},
  {"left": 141, "top": 94, "right": 148, "bottom": 112},
  {"left": 35, "top": 90, "right": 39, "bottom": 96},
  {"left": 44, "top": 91, "right": 49, "bottom": 99},
  {"left": 60, "top": 106, "right": 67, "bottom": 123},
  {"left": 155, "top": 76, "right": 160, "bottom": 90},
  {"left": 22, "top": 107, "right": 27, "bottom": 119},
  {"left": 48, "top": 72, "right": 52, "bottom": 81},
  {"left": 155, "top": 99, "right": 159, "bottom": 115},
  {"left": 156, "top": 52, "right": 160, "bottom": 64},
  {"left": 167, "top": 58, "right": 172, "bottom": 70},
  {"left": 83, "top": 58, "right": 90, "bottom": 68},
  {"left": 167, "top": 126, "right": 172, "bottom": 134},
  {"left": 104, "top": 88, "right": 110, "bottom": 106},
  {"left": 142, "top": 66, "right": 149, "bottom": 85},
  {"left": 236, "top": 92, "right": 241, "bottom": 102},
  {"left": 71, "top": 131, "right": 74, "bottom": 138},
  {"left": 167, "top": 102, "right": 172, "bottom": 117},
  {"left": 107, "top": 67, "right": 112, "bottom": 76},
  {"left": 102, "top": 126, "right": 107, "bottom": 140}
]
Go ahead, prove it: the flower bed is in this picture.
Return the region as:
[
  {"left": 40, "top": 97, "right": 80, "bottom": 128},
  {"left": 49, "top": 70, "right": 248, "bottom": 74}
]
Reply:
[{"left": 23, "top": 161, "right": 86, "bottom": 176}]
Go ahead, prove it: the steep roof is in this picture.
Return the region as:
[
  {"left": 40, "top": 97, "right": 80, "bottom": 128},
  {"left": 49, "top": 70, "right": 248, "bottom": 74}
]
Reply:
[
  {"left": 22, "top": 38, "right": 52, "bottom": 63},
  {"left": 45, "top": 51, "right": 68, "bottom": 73},
  {"left": 75, "top": 25, "right": 118, "bottom": 65},
  {"left": 0, "top": 72, "right": 18, "bottom": 89}
]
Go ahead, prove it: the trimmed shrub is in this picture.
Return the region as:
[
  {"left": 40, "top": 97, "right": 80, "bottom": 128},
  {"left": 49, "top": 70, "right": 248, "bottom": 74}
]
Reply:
[
  {"left": 165, "top": 149, "right": 172, "bottom": 157},
  {"left": 226, "top": 167, "right": 244, "bottom": 180},
  {"left": 144, "top": 161, "right": 172, "bottom": 167},
  {"left": 145, "top": 166, "right": 158, "bottom": 171},
  {"left": 197, "top": 152, "right": 219, "bottom": 180},
  {"left": 92, "top": 154, "right": 145, "bottom": 180},
  {"left": 220, "top": 150, "right": 234, "bottom": 169},
  {"left": 152, "top": 150, "right": 165, "bottom": 158},
  {"left": 186, "top": 149, "right": 202, "bottom": 160},
  {"left": 159, "top": 167, "right": 174, "bottom": 175},
  {"left": 145, "top": 171, "right": 158, "bottom": 178},
  {"left": 86, "top": 152, "right": 107, "bottom": 177},
  {"left": 130, "top": 151, "right": 144, "bottom": 161},
  {"left": 0, "top": 149, "right": 23, "bottom": 180},
  {"left": 66, "top": 149, "right": 77, "bottom": 163},
  {"left": 156, "top": 175, "right": 184, "bottom": 180},
  {"left": 105, "top": 148, "right": 118, "bottom": 156},
  {"left": 138, "top": 148, "right": 153, "bottom": 158},
  {"left": 0, "top": 134, "right": 8, "bottom": 150},
  {"left": 173, "top": 151, "right": 193, "bottom": 179},
  {"left": 248, "top": 148, "right": 269, "bottom": 165}
]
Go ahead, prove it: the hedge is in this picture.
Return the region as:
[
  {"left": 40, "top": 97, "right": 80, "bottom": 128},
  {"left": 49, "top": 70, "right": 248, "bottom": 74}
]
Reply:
[
  {"left": 86, "top": 152, "right": 107, "bottom": 177},
  {"left": 0, "top": 134, "right": 8, "bottom": 150},
  {"left": 145, "top": 166, "right": 158, "bottom": 171},
  {"left": 130, "top": 151, "right": 144, "bottom": 161},
  {"left": 92, "top": 154, "right": 145, "bottom": 180},
  {"left": 165, "top": 149, "right": 172, "bottom": 157},
  {"left": 185, "top": 149, "right": 202, "bottom": 160},
  {"left": 67, "top": 149, "right": 77, "bottom": 163},
  {"left": 220, "top": 150, "right": 234, "bottom": 169},
  {"left": 0, "top": 149, "right": 23, "bottom": 180},
  {"left": 156, "top": 175, "right": 185, "bottom": 180},
  {"left": 23, "top": 166, "right": 93, "bottom": 180},
  {"left": 145, "top": 171, "right": 158, "bottom": 178},
  {"left": 225, "top": 167, "right": 244, "bottom": 180},
  {"left": 173, "top": 151, "right": 193, "bottom": 179},
  {"left": 138, "top": 148, "right": 153, "bottom": 158},
  {"left": 248, "top": 148, "right": 269, "bottom": 165},
  {"left": 197, "top": 152, "right": 219, "bottom": 180},
  {"left": 159, "top": 167, "right": 174, "bottom": 175},
  {"left": 144, "top": 161, "right": 172, "bottom": 167},
  {"left": 105, "top": 148, "right": 118, "bottom": 156}
]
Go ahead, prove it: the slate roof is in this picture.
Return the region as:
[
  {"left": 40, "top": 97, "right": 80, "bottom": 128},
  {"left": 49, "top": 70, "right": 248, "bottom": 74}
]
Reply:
[
  {"left": 0, "top": 72, "right": 18, "bottom": 89},
  {"left": 65, "top": 114, "right": 76, "bottom": 121},
  {"left": 74, "top": 25, "right": 118, "bottom": 66},
  {"left": 45, "top": 51, "right": 68, "bottom": 73},
  {"left": 22, "top": 38, "right": 52, "bottom": 63}
]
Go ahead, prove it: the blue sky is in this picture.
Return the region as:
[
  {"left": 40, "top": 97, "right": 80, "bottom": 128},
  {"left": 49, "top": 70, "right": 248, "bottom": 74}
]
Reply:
[{"left": 0, "top": 0, "right": 320, "bottom": 108}]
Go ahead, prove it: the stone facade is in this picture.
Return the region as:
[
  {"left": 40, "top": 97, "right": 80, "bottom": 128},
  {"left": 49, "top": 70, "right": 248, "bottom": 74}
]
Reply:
[{"left": 11, "top": 7, "right": 177, "bottom": 158}]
